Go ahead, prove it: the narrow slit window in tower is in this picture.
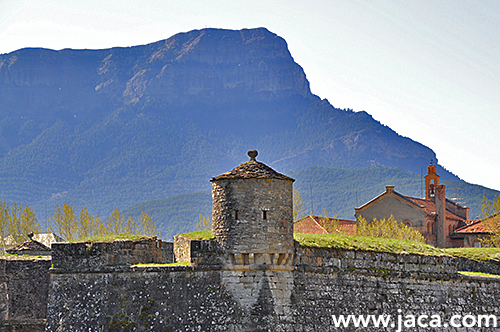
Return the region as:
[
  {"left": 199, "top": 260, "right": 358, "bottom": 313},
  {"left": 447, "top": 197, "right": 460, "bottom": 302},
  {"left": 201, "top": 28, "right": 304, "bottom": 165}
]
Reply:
[{"left": 262, "top": 210, "right": 267, "bottom": 220}]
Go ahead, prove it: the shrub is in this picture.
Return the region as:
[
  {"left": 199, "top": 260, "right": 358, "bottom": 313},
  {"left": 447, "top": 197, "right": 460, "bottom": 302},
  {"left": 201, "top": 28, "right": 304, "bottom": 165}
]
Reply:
[{"left": 357, "top": 215, "right": 426, "bottom": 243}]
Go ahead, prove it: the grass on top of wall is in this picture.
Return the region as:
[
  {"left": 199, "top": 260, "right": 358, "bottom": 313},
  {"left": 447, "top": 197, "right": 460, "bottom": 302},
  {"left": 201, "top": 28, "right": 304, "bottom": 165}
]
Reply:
[
  {"left": 458, "top": 271, "right": 500, "bottom": 278},
  {"left": 68, "top": 233, "right": 153, "bottom": 243},
  {"left": 294, "top": 233, "right": 448, "bottom": 256},
  {"left": 444, "top": 247, "right": 500, "bottom": 262},
  {"left": 135, "top": 262, "right": 191, "bottom": 266},
  {"left": 178, "top": 230, "right": 215, "bottom": 240},
  {"left": 177, "top": 230, "right": 500, "bottom": 261}
]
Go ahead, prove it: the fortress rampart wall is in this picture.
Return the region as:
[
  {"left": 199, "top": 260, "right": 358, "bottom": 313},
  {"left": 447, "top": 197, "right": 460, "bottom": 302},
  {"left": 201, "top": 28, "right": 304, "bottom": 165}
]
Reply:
[{"left": 41, "top": 239, "right": 500, "bottom": 331}]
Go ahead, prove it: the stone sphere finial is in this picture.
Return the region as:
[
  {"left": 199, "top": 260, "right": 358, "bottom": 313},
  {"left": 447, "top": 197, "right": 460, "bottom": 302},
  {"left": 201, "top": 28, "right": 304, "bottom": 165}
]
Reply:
[{"left": 248, "top": 149, "right": 258, "bottom": 161}]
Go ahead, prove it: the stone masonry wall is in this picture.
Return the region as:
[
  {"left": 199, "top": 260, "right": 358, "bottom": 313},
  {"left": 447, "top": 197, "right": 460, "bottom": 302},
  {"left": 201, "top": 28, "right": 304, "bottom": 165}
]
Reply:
[
  {"left": 456, "top": 256, "right": 500, "bottom": 275},
  {"left": 291, "top": 245, "right": 500, "bottom": 331},
  {"left": 291, "top": 268, "right": 500, "bottom": 332},
  {"left": 173, "top": 235, "right": 222, "bottom": 267},
  {"left": 0, "top": 256, "right": 51, "bottom": 332},
  {"left": 47, "top": 263, "right": 249, "bottom": 332},
  {"left": 294, "top": 245, "right": 458, "bottom": 277},
  {"left": 46, "top": 238, "right": 500, "bottom": 331},
  {"left": 51, "top": 237, "right": 168, "bottom": 270}
]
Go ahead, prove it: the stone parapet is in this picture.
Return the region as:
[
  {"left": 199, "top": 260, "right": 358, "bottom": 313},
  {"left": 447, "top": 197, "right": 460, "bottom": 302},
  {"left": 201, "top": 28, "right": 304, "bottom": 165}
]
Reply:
[
  {"left": 456, "top": 256, "right": 500, "bottom": 275},
  {"left": 0, "top": 256, "right": 50, "bottom": 332},
  {"left": 51, "top": 237, "right": 166, "bottom": 271},
  {"left": 161, "top": 241, "right": 174, "bottom": 263},
  {"left": 173, "top": 235, "right": 223, "bottom": 267},
  {"left": 0, "top": 319, "right": 46, "bottom": 332},
  {"left": 294, "top": 244, "right": 458, "bottom": 278}
]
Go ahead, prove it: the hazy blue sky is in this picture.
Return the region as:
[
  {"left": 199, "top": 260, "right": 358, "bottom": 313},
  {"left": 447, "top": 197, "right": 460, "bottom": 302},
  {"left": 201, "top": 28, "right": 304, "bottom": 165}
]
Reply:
[{"left": 1, "top": 0, "right": 499, "bottom": 191}]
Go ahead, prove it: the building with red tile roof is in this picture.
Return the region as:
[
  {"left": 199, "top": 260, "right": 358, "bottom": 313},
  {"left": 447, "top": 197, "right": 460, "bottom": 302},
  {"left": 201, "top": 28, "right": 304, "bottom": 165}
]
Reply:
[
  {"left": 355, "top": 165, "right": 469, "bottom": 248},
  {"left": 294, "top": 215, "right": 356, "bottom": 235},
  {"left": 453, "top": 214, "right": 497, "bottom": 247}
]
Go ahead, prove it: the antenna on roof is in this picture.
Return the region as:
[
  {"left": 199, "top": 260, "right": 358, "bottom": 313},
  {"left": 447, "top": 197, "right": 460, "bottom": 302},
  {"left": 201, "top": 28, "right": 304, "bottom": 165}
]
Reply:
[
  {"left": 421, "top": 166, "right": 423, "bottom": 198},
  {"left": 451, "top": 188, "right": 464, "bottom": 205},
  {"left": 309, "top": 184, "right": 313, "bottom": 215}
]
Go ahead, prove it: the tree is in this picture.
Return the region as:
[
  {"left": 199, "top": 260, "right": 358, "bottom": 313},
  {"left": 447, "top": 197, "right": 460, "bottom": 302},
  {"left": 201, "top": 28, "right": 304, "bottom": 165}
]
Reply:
[
  {"left": 19, "top": 205, "right": 40, "bottom": 240},
  {"left": 138, "top": 211, "right": 157, "bottom": 236},
  {"left": 357, "top": 215, "right": 426, "bottom": 243},
  {"left": 480, "top": 195, "right": 500, "bottom": 218},
  {"left": 109, "top": 207, "right": 126, "bottom": 235},
  {"left": 124, "top": 215, "right": 138, "bottom": 234},
  {"left": 293, "top": 189, "right": 308, "bottom": 221},
  {"left": 196, "top": 213, "right": 211, "bottom": 231},
  {"left": 480, "top": 216, "right": 500, "bottom": 247},
  {"left": 93, "top": 214, "right": 110, "bottom": 236},
  {"left": 8, "top": 203, "right": 40, "bottom": 244},
  {"left": 78, "top": 207, "right": 93, "bottom": 238},
  {"left": 316, "top": 208, "right": 341, "bottom": 233},
  {"left": 78, "top": 207, "right": 109, "bottom": 238},
  {"left": 480, "top": 195, "right": 500, "bottom": 247},
  {"left": 8, "top": 203, "right": 23, "bottom": 244},
  {"left": 52, "top": 203, "right": 78, "bottom": 241},
  {"left": 0, "top": 201, "right": 11, "bottom": 251}
]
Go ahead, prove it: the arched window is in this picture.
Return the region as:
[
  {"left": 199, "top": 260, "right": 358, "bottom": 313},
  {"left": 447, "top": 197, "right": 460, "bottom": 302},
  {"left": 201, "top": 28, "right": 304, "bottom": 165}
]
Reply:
[
  {"left": 402, "top": 221, "right": 412, "bottom": 227},
  {"left": 429, "top": 181, "right": 435, "bottom": 197},
  {"left": 427, "top": 221, "right": 432, "bottom": 234}
]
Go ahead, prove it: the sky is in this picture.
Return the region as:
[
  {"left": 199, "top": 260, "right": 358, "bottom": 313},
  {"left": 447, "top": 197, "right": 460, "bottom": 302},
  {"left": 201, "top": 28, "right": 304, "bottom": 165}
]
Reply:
[{"left": 0, "top": 0, "right": 499, "bottom": 191}]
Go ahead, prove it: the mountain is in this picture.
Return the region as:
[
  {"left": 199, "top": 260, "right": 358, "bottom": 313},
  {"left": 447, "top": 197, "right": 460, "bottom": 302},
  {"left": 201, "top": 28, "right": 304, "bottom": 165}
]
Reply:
[{"left": 0, "top": 27, "right": 496, "bottom": 235}]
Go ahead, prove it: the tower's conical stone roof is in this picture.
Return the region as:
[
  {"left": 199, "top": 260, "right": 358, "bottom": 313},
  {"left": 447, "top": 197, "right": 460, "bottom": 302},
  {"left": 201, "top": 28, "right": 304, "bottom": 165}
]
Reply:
[{"left": 210, "top": 150, "right": 294, "bottom": 182}]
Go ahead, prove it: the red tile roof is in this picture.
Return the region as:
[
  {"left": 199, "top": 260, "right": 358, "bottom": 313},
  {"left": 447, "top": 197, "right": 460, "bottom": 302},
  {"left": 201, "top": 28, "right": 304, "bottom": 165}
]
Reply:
[
  {"left": 294, "top": 215, "right": 357, "bottom": 235},
  {"left": 406, "top": 196, "right": 466, "bottom": 222},
  {"left": 294, "top": 216, "right": 328, "bottom": 234},
  {"left": 455, "top": 217, "right": 497, "bottom": 234}
]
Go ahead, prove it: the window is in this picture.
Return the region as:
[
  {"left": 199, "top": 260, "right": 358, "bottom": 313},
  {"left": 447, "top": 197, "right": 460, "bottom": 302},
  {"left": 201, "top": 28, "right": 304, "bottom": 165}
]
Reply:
[
  {"left": 262, "top": 210, "right": 267, "bottom": 220},
  {"left": 234, "top": 210, "right": 239, "bottom": 220}
]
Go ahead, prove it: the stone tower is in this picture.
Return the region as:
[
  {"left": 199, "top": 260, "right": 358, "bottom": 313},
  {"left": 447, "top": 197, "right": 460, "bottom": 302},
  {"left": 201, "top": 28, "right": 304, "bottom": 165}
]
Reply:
[{"left": 210, "top": 150, "right": 295, "bottom": 269}]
